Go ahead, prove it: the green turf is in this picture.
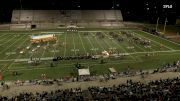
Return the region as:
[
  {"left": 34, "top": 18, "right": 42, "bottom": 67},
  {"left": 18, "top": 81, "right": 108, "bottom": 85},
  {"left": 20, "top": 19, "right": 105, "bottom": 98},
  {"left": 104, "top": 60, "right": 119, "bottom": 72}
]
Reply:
[{"left": 0, "top": 29, "right": 179, "bottom": 81}]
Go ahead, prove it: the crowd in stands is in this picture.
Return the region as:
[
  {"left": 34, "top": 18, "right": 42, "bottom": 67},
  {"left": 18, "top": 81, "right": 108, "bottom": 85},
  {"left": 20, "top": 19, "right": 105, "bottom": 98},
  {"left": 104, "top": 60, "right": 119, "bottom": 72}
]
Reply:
[
  {"left": 0, "top": 77, "right": 180, "bottom": 100},
  {"left": 0, "top": 87, "right": 85, "bottom": 101},
  {"left": 155, "top": 61, "right": 180, "bottom": 73},
  {"left": 88, "top": 77, "right": 180, "bottom": 100}
]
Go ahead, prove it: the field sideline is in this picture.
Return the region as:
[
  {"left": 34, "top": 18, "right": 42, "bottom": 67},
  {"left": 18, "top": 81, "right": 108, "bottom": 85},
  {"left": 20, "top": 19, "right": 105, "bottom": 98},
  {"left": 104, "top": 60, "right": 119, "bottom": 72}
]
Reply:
[{"left": 0, "top": 29, "right": 179, "bottom": 80}]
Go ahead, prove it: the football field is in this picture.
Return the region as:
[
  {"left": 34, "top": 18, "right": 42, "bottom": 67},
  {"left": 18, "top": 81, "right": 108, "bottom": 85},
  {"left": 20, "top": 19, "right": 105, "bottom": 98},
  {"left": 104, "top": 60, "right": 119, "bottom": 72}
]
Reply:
[{"left": 0, "top": 29, "right": 180, "bottom": 80}]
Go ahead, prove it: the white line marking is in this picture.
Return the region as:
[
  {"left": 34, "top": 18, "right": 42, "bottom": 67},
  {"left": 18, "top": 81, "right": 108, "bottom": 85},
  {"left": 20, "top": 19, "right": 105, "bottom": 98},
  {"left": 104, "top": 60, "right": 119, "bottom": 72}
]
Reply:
[
  {"left": 117, "top": 31, "right": 143, "bottom": 61},
  {"left": 129, "top": 50, "right": 180, "bottom": 55},
  {"left": 131, "top": 31, "right": 174, "bottom": 51},
  {"left": 0, "top": 35, "right": 25, "bottom": 54},
  {"left": 52, "top": 36, "right": 59, "bottom": 58},
  {"left": 72, "top": 33, "right": 77, "bottom": 55},
  {"left": 86, "top": 36, "right": 97, "bottom": 54},
  {"left": 40, "top": 43, "right": 48, "bottom": 58},
  {"left": 92, "top": 33, "right": 105, "bottom": 51},
  {"left": 4, "top": 35, "right": 29, "bottom": 59},
  {"left": 101, "top": 32, "right": 112, "bottom": 48},
  {"left": 104, "top": 32, "right": 137, "bottom": 61},
  {"left": 0, "top": 33, "right": 8, "bottom": 39},
  {"left": 0, "top": 50, "right": 179, "bottom": 62},
  {"left": 64, "top": 32, "right": 67, "bottom": 57},
  {"left": 0, "top": 35, "right": 27, "bottom": 71},
  {"left": 0, "top": 35, "right": 17, "bottom": 46},
  {"left": 129, "top": 31, "right": 162, "bottom": 51},
  {"left": 78, "top": 32, "right": 87, "bottom": 54},
  {"left": 141, "top": 30, "right": 180, "bottom": 46},
  {"left": 124, "top": 31, "right": 153, "bottom": 52}
]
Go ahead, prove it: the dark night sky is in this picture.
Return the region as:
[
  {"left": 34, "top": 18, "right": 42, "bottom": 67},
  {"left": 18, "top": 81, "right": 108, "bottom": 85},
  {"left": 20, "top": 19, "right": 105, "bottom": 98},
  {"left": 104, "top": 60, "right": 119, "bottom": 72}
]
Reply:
[{"left": 0, "top": 0, "right": 178, "bottom": 23}]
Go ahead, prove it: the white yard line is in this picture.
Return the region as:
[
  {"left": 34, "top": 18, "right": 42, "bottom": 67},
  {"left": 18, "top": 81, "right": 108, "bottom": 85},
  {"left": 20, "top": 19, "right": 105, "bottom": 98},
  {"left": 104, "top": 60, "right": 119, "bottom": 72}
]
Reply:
[
  {"left": 104, "top": 32, "right": 137, "bottom": 61},
  {"left": 79, "top": 30, "right": 129, "bottom": 33},
  {"left": 4, "top": 35, "right": 29, "bottom": 59},
  {"left": 0, "top": 35, "right": 27, "bottom": 71},
  {"left": 91, "top": 33, "right": 105, "bottom": 51},
  {"left": 86, "top": 36, "right": 97, "bottom": 54},
  {"left": 1, "top": 59, "right": 15, "bottom": 71},
  {"left": 128, "top": 50, "right": 180, "bottom": 55},
  {"left": 0, "top": 35, "right": 14, "bottom": 47},
  {"left": 63, "top": 32, "right": 67, "bottom": 57},
  {"left": 19, "top": 43, "right": 32, "bottom": 59},
  {"left": 29, "top": 32, "right": 38, "bottom": 59},
  {"left": 72, "top": 33, "right": 77, "bottom": 55},
  {"left": 28, "top": 43, "right": 35, "bottom": 59},
  {"left": 0, "top": 33, "right": 5, "bottom": 37},
  {"left": 6, "top": 33, "right": 44, "bottom": 71},
  {"left": 140, "top": 30, "right": 180, "bottom": 46},
  {"left": 53, "top": 36, "right": 58, "bottom": 58},
  {"left": 0, "top": 35, "right": 26, "bottom": 54},
  {"left": 78, "top": 32, "right": 87, "bottom": 54},
  {"left": 117, "top": 32, "right": 144, "bottom": 61},
  {"left": 132, "top": 31, "right": 174, "bottom": 51},
  {"left": 123, "top": 31, "right": 153, "bottom": 52},
  {"left": 102, "top": 33, "right": 112, "bottom": 48},
  {"left": 0, "top": 49, "right": 179, "bottom": 62},
  {"left": 51, "top": 45, "right": 56, "bottom": 58},
  {"left": 0, "top": 33, "right": 8, "bottom": 39},
  {"left": 53, "top": 47, "right": 56, "bottom": 58},
  {"left": 101, "top": 33, "right": 142, "bottom": 61},
  {"left": 0, "top": 35, "right": 17, "bottom": 46},
  {"left": 41, "top": 32, "right": 64, "bottom": 34},
  {"left": 40, "top": 43, "right": 48, "bottom": 58},
  {"left": 79, "top": 31, "right": 104, "bottom": 32},
  {"left": 105, "top": 35, "right": 136, "bottom": 60},
  {"left": 0, "top": 35, "right": 12, "bottom": 42},
  {"left": 128, "top": 40, "right": 146, "bottom": 52},
  {"left": 127, "top": 31, "right": 159, "bottom": 51},
  {"left": 0, "top": 59, "right": 13, "bottom": 61},
  {"left": 41, "top": 48, "right": 46, "bottom": 58}
]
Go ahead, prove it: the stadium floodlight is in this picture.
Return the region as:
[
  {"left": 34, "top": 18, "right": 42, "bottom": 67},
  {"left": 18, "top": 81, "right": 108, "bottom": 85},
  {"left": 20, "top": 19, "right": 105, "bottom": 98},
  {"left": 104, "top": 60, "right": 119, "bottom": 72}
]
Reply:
[
  {"left": 156, "top": 17, "right": 159, "bottom": 32},
  {"left": 163, "top": 17, "right": 168, "bottom": 34},
  {"left": 112, "top": 0, "right": 115, "bottom": 9}
]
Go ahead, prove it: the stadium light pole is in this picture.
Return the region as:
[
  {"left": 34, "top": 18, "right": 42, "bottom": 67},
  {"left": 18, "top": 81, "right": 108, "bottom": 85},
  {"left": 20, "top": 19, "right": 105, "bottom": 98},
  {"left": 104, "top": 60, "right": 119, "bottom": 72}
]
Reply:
[
  {"left": 163, "top": 17, "right": 168, "bottom": 34},
  {"left": 155, "top": 17, "right": 159, "bottom": 32},
  {"left": 19, "top": 0, "right": 22, "bottom": 9},
  {"left": 112, "top": 0, "right": 115, "bottom": 9}
]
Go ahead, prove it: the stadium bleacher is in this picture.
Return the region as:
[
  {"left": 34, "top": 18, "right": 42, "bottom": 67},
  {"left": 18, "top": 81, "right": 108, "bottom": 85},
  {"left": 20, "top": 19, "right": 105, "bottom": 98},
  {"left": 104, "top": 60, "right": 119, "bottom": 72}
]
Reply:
[{"left": 11, "top": 10, "right": 124, "bottom": 30}]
